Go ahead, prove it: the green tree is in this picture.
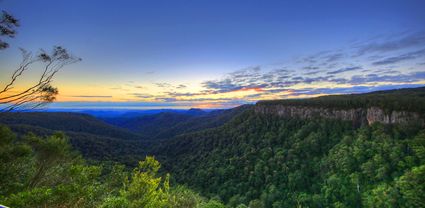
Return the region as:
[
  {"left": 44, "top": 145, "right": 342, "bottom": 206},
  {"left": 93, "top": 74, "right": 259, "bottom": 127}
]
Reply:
[
  {"left": 396, "top": 165, "right": 425, "bottom": 207},
  {"left": 122, "top": 156, "right": 170, "bottom": 208}
]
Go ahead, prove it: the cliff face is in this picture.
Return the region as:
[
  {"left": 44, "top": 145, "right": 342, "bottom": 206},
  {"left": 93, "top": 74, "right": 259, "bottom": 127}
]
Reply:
[{"left": 254, "top": 105, "right": 423, "bottom": 126}]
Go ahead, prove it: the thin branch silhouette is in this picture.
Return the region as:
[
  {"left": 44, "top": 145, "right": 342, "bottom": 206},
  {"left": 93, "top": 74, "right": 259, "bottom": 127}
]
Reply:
[{"left": 0, "top": 46, "right": 81, "bottom": 112}]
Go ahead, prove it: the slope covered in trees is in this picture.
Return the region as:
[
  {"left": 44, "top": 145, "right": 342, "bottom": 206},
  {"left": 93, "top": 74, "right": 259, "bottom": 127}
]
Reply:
[
  {"left": 0, "top": 125, "right": 226, "bottom": 208},
  {"left": 154, "top": 109, "right": 425, "bottom": 207},
  {"left": 104, "top": 105, "right": 250, "bottom": 140},
  {"left": 0, "top": 112, "right": 152, "bottom": 165},
  {"left": 0, "top": 112, "right": 143, "bottom": 140}
]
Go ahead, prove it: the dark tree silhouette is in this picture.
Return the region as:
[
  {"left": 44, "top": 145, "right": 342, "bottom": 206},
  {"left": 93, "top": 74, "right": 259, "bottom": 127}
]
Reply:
[
  {"left": 0, "top": 10, "right": 19, "bottom": 50},
  {"left": 0, "top": 47, "right": 81, "bottom": 112},
  {"left": 0, "top": 11, "right": 81, "bottom": 112}
]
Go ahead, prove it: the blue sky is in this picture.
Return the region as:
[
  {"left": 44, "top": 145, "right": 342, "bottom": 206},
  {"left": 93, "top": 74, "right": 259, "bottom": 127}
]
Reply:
[{"left": 1, "top": 0, "right": 424, "bottom": 109}]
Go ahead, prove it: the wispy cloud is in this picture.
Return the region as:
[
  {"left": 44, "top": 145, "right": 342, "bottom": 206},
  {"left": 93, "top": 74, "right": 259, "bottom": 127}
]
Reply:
[
  {"left": 290, "top": 84, "right": 425, "bottom": 97},
  {"left": 356, "top": 32, "right": 425, "bottom": 55},
  {"left": 324, "top": 52, "right": 344, "bottom": 62},
  {"left": 69, "top": 95, "right": 113, "bottom": 98},
  {"left": 104, "top": 31, "right": 425, "bottom": 108},
  {"left": 129, "top": 93, "right": 154, "bottom": 99},
  {"left": 176, "top": 84, "right": 187, "bottom": 89},
  {"left": 327, "top": 66, "right": 362, "bottom": 75},
  {"left": 155, "top": 83, "right": 173, "bottom": 88},
  {"left": 372, "top": 48, "right": 425, "bottom": 65},
  {"left": 193, "top": 31, "right": 425, "bottom": 104}
]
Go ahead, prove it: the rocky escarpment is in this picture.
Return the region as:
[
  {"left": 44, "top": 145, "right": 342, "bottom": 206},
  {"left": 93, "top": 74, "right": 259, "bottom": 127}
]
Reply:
[{"left": 254, "top": 104, "right": 424, "bottom": 126}]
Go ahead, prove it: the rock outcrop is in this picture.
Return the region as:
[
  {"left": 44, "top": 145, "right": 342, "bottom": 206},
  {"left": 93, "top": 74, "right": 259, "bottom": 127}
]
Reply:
[{"left": 254, "top": 104, "right": 423, "bottom": 126}]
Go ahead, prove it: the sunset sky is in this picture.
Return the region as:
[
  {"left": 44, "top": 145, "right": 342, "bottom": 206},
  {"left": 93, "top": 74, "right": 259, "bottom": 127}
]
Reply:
[{"left": 1, "top": 0, "right": 425, "bottom": 109}]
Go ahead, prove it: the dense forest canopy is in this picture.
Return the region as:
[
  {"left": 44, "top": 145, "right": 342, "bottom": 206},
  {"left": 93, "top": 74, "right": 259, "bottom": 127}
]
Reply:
[
  {"left": 0, "top": 125, "right": 227, "bottom": 208},
  {"left": 153, "top": 110, "right": 425, "bottom": 207},
  {"left": 258, "top": 87, "right": 425, "bottom": 115}
]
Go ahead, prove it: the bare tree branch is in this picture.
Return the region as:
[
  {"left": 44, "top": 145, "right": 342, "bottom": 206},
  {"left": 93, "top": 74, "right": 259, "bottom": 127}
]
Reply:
[
  {"left": 0, "top": 49, "right": 34, "bottom": 94},
  {"left": 0, "top": 46, "right": 81, "bottom": 112}
]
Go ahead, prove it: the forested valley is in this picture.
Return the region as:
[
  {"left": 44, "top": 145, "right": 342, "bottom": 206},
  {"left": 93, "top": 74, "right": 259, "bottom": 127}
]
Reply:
[{"left": 1, "top": 87, "right": 425, "bottom": 207}]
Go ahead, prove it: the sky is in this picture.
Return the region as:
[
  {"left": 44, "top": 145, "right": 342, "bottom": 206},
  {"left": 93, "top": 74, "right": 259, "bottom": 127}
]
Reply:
[{"left": 1, "top": 0, "right": 425, "bottom": 109}]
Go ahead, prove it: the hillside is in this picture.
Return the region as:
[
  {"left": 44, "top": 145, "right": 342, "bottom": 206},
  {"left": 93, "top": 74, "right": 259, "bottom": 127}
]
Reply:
[
  {"left": 0, "top": 112, "right": 151, "bottom": 165},
  {"left": 0, "top": 126, "right": 225, "bottom": 208},
  {"left": 152, "top": 87, "right": 425, "bottom": 207},
  {"left": 0, "top": 112, "right": 143, "bottom": 140},
  {"left": 104, "top": 105, "right": 249, "bottom": 139},
  {"left": 255, "top": 87, "right": 425, "bottom": 127},
  {"left": 154, "top": 109, "right": 425, "bottom": 207}
]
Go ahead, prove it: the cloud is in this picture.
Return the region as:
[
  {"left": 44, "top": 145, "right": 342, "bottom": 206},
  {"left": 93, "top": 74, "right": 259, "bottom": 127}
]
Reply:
[
  {"left": 107, "top": 31, "right": 425, "bottom": 107},
  {"left": 373, "top": 68, "right": 402, "bottom": 74},
  {"left": 303, "top": 66, "right": 320, "bottom": 70},
  {"left": 69, "top": 95, "right": 113, "bottom": 98},
  {"left": 357, "top": 32, "right": 425, "bottom": 55},
  {"left": 155, "top": 83, "right": 189, "bottom": 90},
  {"left": 298, "top": 50, "right": 332, "bottom": 64},
  {"left": 130, "top": 93, "right": 154, "bottom": 99},
  {"left": 176, "top": 97, "right": 234, "bottom": 102},
  {"left": 201, "top": 66, "right": 267, "bottom": 93},
  {"left": 155, "top": 83, "right": 172, "bottom": 88},
  {"left": 303, "top": 70, "right": 323, "bottom": 75},
  {"left": 335, "top": 71, "right": 425, "bottom": 85},
  {"left": 324, "top": 53, "right": 344, "bottom": 62},
  {"left": 165, "top": 92, "right": 206, "bottom": 97},
  {"left": 155, "top": 97, "right": 177, "bottom": 102},
  {"left": 290, "top": 84, "right": 425, "bottom": 97},
  {"left": 200, "top": 64, "right": 425, "bottom": 97},
  {"left": 372, "top": 48, "right": 425, "bottom": 65},
  {"left": 327, "top": 66, "right": 362, "bottom": 74},
  {"left": 176, "top": 84, "right": 187, "bottom": 89}
]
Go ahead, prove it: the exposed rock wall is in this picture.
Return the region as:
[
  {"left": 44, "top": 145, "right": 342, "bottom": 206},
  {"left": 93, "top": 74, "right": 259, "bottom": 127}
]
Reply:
[{"left": 254, "top": 105, "right": 423, "bottom": 126}]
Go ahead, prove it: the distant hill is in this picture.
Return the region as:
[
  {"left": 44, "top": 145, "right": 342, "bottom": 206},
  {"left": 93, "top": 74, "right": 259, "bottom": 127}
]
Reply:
[
  {"left": 103, "top": 105, "right": 250, "bottom": 139},
  {"left": 0, "top": 112, "right": 150, "bottom": 165},
  {"left": 6, "top": 123, "right": 149, "bottom": 165},
  {"left": 0, "top": 112, "right": 143, "bottom": 140}
]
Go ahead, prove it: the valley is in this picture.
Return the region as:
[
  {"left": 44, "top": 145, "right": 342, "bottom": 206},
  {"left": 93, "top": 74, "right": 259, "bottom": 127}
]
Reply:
[{"left": 1, "top": 87, "right": 425, "bottom": 207}]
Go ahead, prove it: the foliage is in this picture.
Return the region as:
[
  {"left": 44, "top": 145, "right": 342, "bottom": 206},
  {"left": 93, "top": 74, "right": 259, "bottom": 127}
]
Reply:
[
  {"left": 0, "top": 10, "right": 19, "bottom": 50},
  {"left": 0, "top": 125, "right": 224, "bottom": 208},
  {"left": 104, "top": 105, "right": 249, "bottom": 140},
  {"left": 258, "top": 87, "right": 425, "bottom": 116},
  {"left": 0, "top": 112, "right": 150, "bottom": 165},
  {"left": 155, "top": 109, "right": 425, "bottom": 207}
]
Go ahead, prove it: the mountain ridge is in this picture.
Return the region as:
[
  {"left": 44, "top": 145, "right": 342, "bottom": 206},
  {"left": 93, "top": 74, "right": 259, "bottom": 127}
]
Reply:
[{"left": 255, "top": 87, "right": 425, "bottom": 126}]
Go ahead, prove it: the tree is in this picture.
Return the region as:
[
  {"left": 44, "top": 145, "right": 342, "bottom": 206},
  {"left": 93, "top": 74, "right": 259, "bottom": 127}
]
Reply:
[
  {"left": 0, "top": 46, "right": 81, "bottom": 112},
  {"left": 0, "top": 11, "right": 80, "bottom": 112},
  {"left": 0, "top": 10, "right": 19, "bottom": 50},
  {"left": 396, "top": 165, "right": 425, "bottom": 207},
  {"left": 24, "top": 132, "right": 79, "bottom": 189},
  {"left": 168, "top": 185, "right": 204, "bottom": 208},
  {"left": 122, "top": 156, "right": 170, "bottom": 208}
]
